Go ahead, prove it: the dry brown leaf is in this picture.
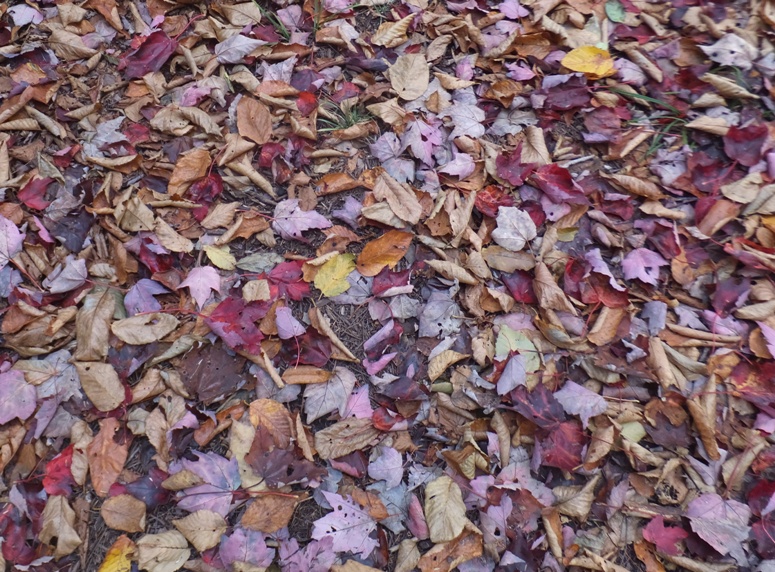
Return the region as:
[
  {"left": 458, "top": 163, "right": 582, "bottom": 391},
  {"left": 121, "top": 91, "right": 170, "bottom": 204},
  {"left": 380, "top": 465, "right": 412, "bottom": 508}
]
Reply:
[
  {"left": 371, "top": 14, "right": 414, "bottom": 48},
  {"left": 281, "top": 365, "right": 333, "bottom": 385},
  {"left": 701, "top": 72, "right": 760, "bottom": 99},
  {"left": 356, "top": 230, "right": 413, "bottom": 276},
  {"left": 241, "top": 492, "right": 307, "bottom": 533},
  {"left": 604, "top": 173, "right": 665, "bottom": 200},
  {"left": 424, "top": 475, "right": 467, "bottom": 543},
  {"left": 418, "top": 520, "right": 482, "bottom": 572},
  {"left": 168, "top": 148, "right": 210, "bottom": 197},
  {"left": 248, "top": 398, "right": 293, "bottom": 449},
  {"left": 172, "top": 510, "right": 227, "bottom": 552},
  {"left": 87, "top": 418, "right": 129, "bottom": 497},
  {"left": 154, "top": 218, "right": 194, "bottom": 253},
  {"left": 553, "top": 474, "right": 600, "bottom": 521},
  {"left": 237, "top": 97, "right": 273, "bottom": 145},
  {"left": 73, "top": 288, "right": 115, "bottom": 361},
  {"left": 314, "top": 417, "right": 380, "bottom": 460},
  {"left": 75, "top": 362, "right": 125, "bottom": 412},
  {"left": 389, "top": 54, "right": 430, "bottom": 101},
  {"left": 533, "top": 262, "right": 578, "bottom": 316},
  {"left": 101, "top": 494, "right": 147, "bottom": 533},
  {"left": 136, "top": 530, "right": 190, "bottom": 572},
  {"left": 372, "top": 170, "right": 422, "bottom": 225},
  {"left": 111, "top": 313, "right": 179, "bottom": 345},
  {"left": 39, "top": 495, "right": 82, "bottom": 558},
  {"left": 428, "top": 350, "right": 470, "bottom": 382},
  {"left": 426, "top": 260, "right": 478, "bottom": 285},
  {"left": 48, "top": 29, "right": 98, "bottom": 61}
]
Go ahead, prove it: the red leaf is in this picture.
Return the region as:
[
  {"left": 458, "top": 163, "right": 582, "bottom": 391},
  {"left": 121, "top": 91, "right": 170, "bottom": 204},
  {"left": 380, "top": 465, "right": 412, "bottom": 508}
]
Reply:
[
  {"left": 278, "top": 329, "right": 332, "bottom": 367},
  {"left": 267, "top": 261, "right": 310, "bottom": 301},
  {"left": 297, "top": 92, "right": 318, "bottom": 116},
  {"left": 501, "top": 271, "right": 537, "bottom": 304},
  {"left": 206, "top": 297, "right": 268, "bottom": 354},
  {"left": 118, "top": 30, "right": 177, "bottom": 80},
  {"left": 188, "top": 172, "right": 223, "bottom": 221},
  {"left": 541, "top": 421, "right": 585, "bottom": 471},
  {"left": 372, "top": 267, "right": 411, "bottom": 297},
  {"left": 495, "top": 145, "right": 535, "bottom": 187},
  {"left": 530, "top": 164, "right": 589, "bottom": 205},
  {"left": 724, "top": 124, "right": 768, "bottom": 167},
  {"left": 474, "top": 185, "right": 515, "bottom": 218},
  {"left": 643, "top": 516, "right": 689, "bottom": 556},
  {"left": 17, "top": 177, "right": 53, "bottom": 210},
  {"left": 511, "top": 384, "right": 565, "bottom": 429},
  {"left": 43, "top": 444, "right": 76, "bottom": 496}
]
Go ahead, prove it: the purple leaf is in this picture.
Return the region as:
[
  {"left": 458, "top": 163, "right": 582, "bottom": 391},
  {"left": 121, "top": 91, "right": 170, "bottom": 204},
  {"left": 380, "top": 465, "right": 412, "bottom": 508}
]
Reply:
[
  {"left": 0, "top": 370, "right": 36, "bottom": 424},
  {"left": 332, "top": 196, "right": 363, "bottom": 230},
  {"left": 279, "top": 537, "right": 336, "bottom": 572},
  {"left": 43, "top": 256, "right": 88, "bottom": 294},
  {"left": 125, "top": 279, "right": 169, "bottom": 316},
  {"left": 272, "top": 199, "right": 332, "bottom": 241},
  {"left": 622, "top": 248, "right": 669, "bottom": 286},
  {"left": 220, "top": 528, "right": 275, "bottom": 569},
  {"left": 553, "top": 381, "right": 607, "bottom": 428},
  {"left": 686, "top": 493, "right": 751, "bottom": 563},
  {"left": 0, "top": 215, "right": 25, "bottom": 271},
  {"left": 311, "top": 491, "right": 379, "bottom": 557},
  {"left": 368, "top": 446, "right": 403, "bottom": 488},
  {"left": 119, "top": 30, "right": 177, "bottom": 79},
  {"left": 174, "top": 452, "right": 240, "bottom": 516}
]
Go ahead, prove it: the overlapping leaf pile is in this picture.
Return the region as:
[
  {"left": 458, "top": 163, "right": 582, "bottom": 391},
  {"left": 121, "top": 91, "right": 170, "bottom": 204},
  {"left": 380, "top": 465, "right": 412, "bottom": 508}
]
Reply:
[{"left": 2, "top": 0, "right": 775, "bottom": 570}]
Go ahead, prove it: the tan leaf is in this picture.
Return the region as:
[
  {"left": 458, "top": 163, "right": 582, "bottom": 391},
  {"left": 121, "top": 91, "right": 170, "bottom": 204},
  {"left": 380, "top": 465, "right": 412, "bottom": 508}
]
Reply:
[
  {"left": 76, "top": 362, "right": 125, "bottom": 412},
  {"left": 372, "top": 170, "right": 422, "bottom": 225},
  {"left": 282, "top": 365, "right": 333, "bottom": 385},
  {"left": 685, "top": 115, "right": 731, "bottom": 136},
  {"left": 604, "top": 173, "right": 665, "bottom": 200},
  {"left": 136, "top": 530, "right": 190, "bottom": 572},
  {"left": 111, "top": 313, "right": 179, "bottom": 345},
  {"left": 389, "top": 54, "right": 430, "bottom": 101},
  {"left": 201, "top": 201, "right": 240, "bottom": 229},
  {"left": 332, "top": 562, "right": 382, "bottom": 572},
  {"left": 395, "top": 539, "right": 421, "bottom": 572},
  {"left": 533, "top": 262, "right": 577, "bottom": 316},
  {"left": 237, "top": 97, "right": 273, "bottom": 145},
  {"left": 39, "top": 495, "right": 82, "bottom": 558},
  {"left": 248, "top": 398, "right": 293, "bottom": 449},
  {"left": 101, "top": 494, "right": 147, "bottom": 533},
  {"left": 116, "top": 196, "right": 156, "bottom": 232},
  {"left": 553, "top": 474, "right": 600, "bottom": 521},
  {"left": 243, "top": 279, "right": 271, "bottom": 302},
  {"left": 520, "top": 126, "right": 551, "bottom": 165},
  {"left": 314, "top": 417, "right": 380, "bottom": 460},
  {"left": 721, "top": 171, "right": 761, "bottom": 204},
  {"left": 74, "top": 288, "right": 115, "bottom": 361},
  {"left": 356, "top": 230, "right": 413, "bottom": 277},
  {"left": 172, "top": 510, "right": 227, "bottom": 552},
  {"left": 696, "top": 199, "right": 739, "bottom": 236},
  {"left": 417, "top": 521, "right": 482, "bottom": 572},
  {"left": 428, "top": 350, "right": 470, "bottom": 382},
  {"left": 155, "top": 218, "right": 194, "bottom": 253},
  {"left": 365, "top": 98, "right": 407, "bottom": 126},
  {"left": 241, "top": 492, "right": 307, "bottom": 533},
  {"left": 425, "top": 260, "right": 478, "bottom": 285},
  {"left": 424, "top": 475, "right": 467, "bottom": 543},
  {"left": 177, "top": 106, "right": 223, "bottom": 136},
  {"left": 701, "top": 72, "right": 760, "bottom": 99},
  {"left": 371, "top": 14, "right": 413, "bottom": 48},
  {"left": 481, "top": 246, "right": 536, "bottom": 272},
  {"left": 162, "top": 469, "right": 204, "bottom": 491},
  {"left": 48, "top": 29, "right": 98, "bottom": 61},
  {"left": 168, "top": 148, "right": 210, "bottom": 197},
  {"left": 88, "top": 418, "right": 129, "bottom": 497}
]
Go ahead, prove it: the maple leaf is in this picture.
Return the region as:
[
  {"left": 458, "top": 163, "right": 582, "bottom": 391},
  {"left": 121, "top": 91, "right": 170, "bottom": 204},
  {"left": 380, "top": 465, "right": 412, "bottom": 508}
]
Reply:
[
  {"left": 622, "top": 248, "right": 669, "bottom": 286},
  {"left": 178, "top": 267, "right": 221, "bottom": 310},
  {"left": 272, "top": 199, "right": 332, "bottom": 240},
  {"left": 219, "top": 527, "right": 275, "bottom": 570},
  {"left": 0, "top": 370, "right": 36, "bottom": 424},
  {"left": 553, "top": 382, "right": 607, "bottom": 428},
  {"left": 686, "top": 494, "right": 751, "bottom": 563},
  {"left": 205, "top": 297, "right": 267, "bottom": 354},
  {"left": 173, "top": 452, "right": 240, "bottom": 517},
  {"left": 311, "top": 491, "right": 379, "bottom": 558},
  {"left": 125, "top": 279, "right": 169, "bottom": 315}
]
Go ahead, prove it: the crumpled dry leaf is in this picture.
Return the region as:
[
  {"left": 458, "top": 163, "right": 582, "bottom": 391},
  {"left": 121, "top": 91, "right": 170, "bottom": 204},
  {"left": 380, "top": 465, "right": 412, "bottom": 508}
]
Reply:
[
  {"left": 39, "top": 495, "right": 82, "bottom": 558},
  {"left": 111, "top": 313, "right": 179, "bottom": 345},
  {"left": 424, "top": 475, "right": 467, "bottom": 543},
  {"left": 314, "top": 418, "right": 380, "bottom": 460}
]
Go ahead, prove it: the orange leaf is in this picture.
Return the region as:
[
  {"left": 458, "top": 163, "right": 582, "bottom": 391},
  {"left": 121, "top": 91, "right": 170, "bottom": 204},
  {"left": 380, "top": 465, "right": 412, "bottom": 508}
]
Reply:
[
  {"left": 356, "top": 230, "right": 413, "bottom": 277},
  {"left": 561, "top": 46, "right": 616, "bottom": 80}
]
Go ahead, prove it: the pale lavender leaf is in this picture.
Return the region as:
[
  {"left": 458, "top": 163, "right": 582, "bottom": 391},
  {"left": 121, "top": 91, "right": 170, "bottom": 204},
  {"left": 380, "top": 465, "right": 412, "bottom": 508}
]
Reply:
[
  {"left": 440, "top": 105, "right": 485, "bottom": 139},
  {"left": 215, "top": 35, "right": 267, "bottom": 64},
  {"left": 439, "top": 152, "right": 475, "bottom": 179},
  {"left": 342, "top": 385, "right": 373, "bottom": 419},
  {"left": 553, "top": 381, "right": 607, "bottom": 428},
  {"left": 178, "top": 266, "right": 221, "bottom": 310},
  {"left": 622, "top": 248, "right": 668, "bottom": 286},
  {"left": 498, "top": 0, "right": 529, "bottom": 18},
  {"left": 368, "top": 446, "right": 403, "bottom": 488},
  {"left": 272, "top": 199, "right": 332, "bottom": 241},
  {"left": 0, "top": 215, "right": 25, "bottom": 271},
  {"left": 0, "top": 370, "right": 36, "bottom": 424},
  {"left": 44, "top": 256, "right": 87, "bottom": 294},
  {"left": 220, "top": 528, "right": 275, "bottom": 569},
  {"left": 481, "top": 496, "right": 512, "bottom": 548},
  {"left": 9, "top": 4, "right": 44, "bottom": 26},
  {"left": 496, "top": 354, "right": 528, "bottom": 396},
  {"left": 275, "top": 306, "right": 306, "bottom": 339},
  {"left": 332, "top": 196, "right": 363, "bottom": 229},
  {"left": 363, "top": 352, "right": 397, "bottom": 375},
  {"left": 311, "top": 491, "right": 378, "bottom": 557},
  {"left": 304, "top": 367, "right": 356, "bottom": 423},
  {"left": 279, "top": 536, "right": 336, "bottom": 572},
  {"left": 686, "top": 493, "right": 751, "bottom": 563}
]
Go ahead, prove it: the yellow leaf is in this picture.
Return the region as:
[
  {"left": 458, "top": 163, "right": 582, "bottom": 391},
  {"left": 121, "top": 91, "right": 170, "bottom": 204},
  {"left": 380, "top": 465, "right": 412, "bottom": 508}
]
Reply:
[
  {"left": 204, "top": 245, "right": 236, "bottom": 270},
  {"left": 98, "top": 535, "right": 136, "bottom": 572},
  {"left": 561, "top": 46, "right": 615, "bottom": 80},
  {"left": 314, "top": 253, "right": 356, "bottom": 297}
]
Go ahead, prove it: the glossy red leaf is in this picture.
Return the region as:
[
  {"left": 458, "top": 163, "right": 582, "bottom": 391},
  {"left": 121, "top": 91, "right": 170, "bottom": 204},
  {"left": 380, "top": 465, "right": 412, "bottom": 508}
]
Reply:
[{"left": 474, "top": 185, "right": 515, "bottom": 218}]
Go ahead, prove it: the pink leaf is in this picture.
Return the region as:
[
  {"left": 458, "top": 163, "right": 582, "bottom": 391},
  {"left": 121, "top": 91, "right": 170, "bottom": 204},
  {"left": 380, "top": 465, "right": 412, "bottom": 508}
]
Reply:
[
  {"left": 0, "top": 370, "right": 36, "bottom": 425},
  {"left": 179, "top": 267, "right": 221, "bottom": 310},
  {"left": 276, "top": 306, "right": 306, "bottom": 339},
  {"left": 368, "top": 446, "right": 403, "bottom": 488},
  {"left": 553, "top": 381, "right": 607, "bottom": 428},
  {"left": 643, "top": 516, "right": 688, "bottom": 556},
  {"left": 311, "top": 491, "right": 378, "bottom": 558},
  {"left": 272, "top": 199, "right": 332, "bottom": 241},
  {"left": 622, "top": 248, "right": 668, "bottom": 286},
  {"left": 220, "top": 528, "right": 275, "bottom": 569},
  {"left": 0, "top": 215, "right": 25, "bottom": 270},
  {"left": 686, "top": 493, "right": 751, "bottom": 563}
]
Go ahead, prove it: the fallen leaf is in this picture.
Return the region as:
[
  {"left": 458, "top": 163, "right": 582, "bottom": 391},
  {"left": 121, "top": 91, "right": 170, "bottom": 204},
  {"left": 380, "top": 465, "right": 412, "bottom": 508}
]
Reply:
[
  {"left": 76, "top": 362, "right": 126, "bottom": 412},
  {"left": 172, "top": 510, "right": 227, "bottom": 551},
  {"left": 315, "top": 253, "right": 356, "bottom": 296},
  {"left": 136, "top": 530, "right": 190, "bottom": 572},
  {"left": 356, "top": 230, "right": 413, "bottom": 276},
  {"left": 101, "top": 494, "right": 147, "bottom": 533},
  {"left": 88, "top": 418, "right": 129, "bottom": 497},
  {"left": 390, "top": 54, "right": 430, "bottom": 101},
  {"left": 425, "top": 476, "right": 467, "bottom": 543},
  {"left": 38, "top": 495, "right": 82, "bottom": 558},
  {"left": 561, "top": 46, "right": 616, "bottom": 79},
  {"left": 111, "top": 313, "right": 179, "bottom": 345},
  {"left": 98, "top": 535, "right": 137, "bottom": 572},
  {"left": 237, "top": 97, "right": 273, "bottom": 145}
]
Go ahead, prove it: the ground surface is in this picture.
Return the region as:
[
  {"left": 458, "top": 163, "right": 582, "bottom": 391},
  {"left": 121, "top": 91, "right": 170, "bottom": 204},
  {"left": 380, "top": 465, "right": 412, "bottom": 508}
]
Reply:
[{"left": 1, "top": 0, "right": 775, "bottom": 571}]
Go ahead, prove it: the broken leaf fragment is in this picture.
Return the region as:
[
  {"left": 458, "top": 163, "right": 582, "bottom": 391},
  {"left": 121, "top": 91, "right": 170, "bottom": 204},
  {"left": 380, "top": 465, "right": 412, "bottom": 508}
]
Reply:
[{"left": 562, "top": 46, "right": 616, "bottom": 80}]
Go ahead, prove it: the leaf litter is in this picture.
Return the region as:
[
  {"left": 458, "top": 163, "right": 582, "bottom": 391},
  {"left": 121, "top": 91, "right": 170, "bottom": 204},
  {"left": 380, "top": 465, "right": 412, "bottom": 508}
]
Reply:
[{"left": 1, "top": 0, "right": 775, "bottom": 571}]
